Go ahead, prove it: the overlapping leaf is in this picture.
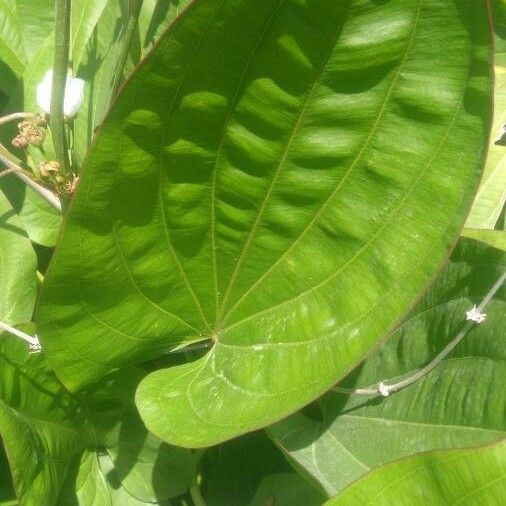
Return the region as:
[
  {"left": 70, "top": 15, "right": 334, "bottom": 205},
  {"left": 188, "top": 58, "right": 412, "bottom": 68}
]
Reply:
[
  {"left": 199, "top": 431, "right": 320, "bottom": 506},
  {"left": 269, "top": 237, "right": 506, "bottom": 497},
  {"left": 466, "top": 0, "right": 506, "bottom": 229},
  {"left": 325, "top": 439, "right": 506, "bottom": 505},
  {"left": 0, "top": 187, "right": 36, "bottom": 323},
  {"left": 0, "top": 2, "right": 27, "bottom": 77},
  {"left": 0, "top": 338, "right": 194, "bottom": 505},
  {"left": 38, "top": 0, "right": 492, "bottom": 447}
]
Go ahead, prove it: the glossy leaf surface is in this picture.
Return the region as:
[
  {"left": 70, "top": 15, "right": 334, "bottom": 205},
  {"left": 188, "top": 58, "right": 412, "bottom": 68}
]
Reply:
[
  {"left": 38, "top": 0, "right": 492, "bottom": 446},
  {"left": 269, "top": 237, "right": 506, "bottom": 496},
  {"left": 325, "top": 440, "right": 506, "bottom": 505}
]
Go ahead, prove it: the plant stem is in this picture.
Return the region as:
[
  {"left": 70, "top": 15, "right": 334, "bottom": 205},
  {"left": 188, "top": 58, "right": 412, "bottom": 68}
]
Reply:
[
  {"left": 112, "top": 0, "right": 144, "bottom": 93},
  {"left": 36, "top": 271, "right": 45, "bottom": 284},
  {"left": 333, "top": 272, "right": 506, "bottom": 397},
  {"left": 189, "top": 480, "right": 207, "bottom": 506},
  {"left": 0, "top": 112, "right": 35, "bottom": 126},
  {"left": 0, "top": 153, "right": 62, "bottom": 211},
  {"left": 50, "top": 0, "right": 71, "bottom": 174}
]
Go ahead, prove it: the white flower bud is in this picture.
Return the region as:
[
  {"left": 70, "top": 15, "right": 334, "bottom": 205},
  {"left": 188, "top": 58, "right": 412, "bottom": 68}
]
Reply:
[{"left": 36, "top": 69, "right": 85, "bottom": 119}]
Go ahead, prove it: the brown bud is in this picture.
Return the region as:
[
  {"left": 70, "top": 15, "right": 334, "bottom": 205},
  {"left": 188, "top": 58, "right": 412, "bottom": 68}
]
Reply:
[
  {"left": 12, "top": 135, "right": 29, "bottom": 149},
  {"left": 65, "top": 174, "right": 79, "bottom": 196},
  {"left": 18, "top": 121, "right": 35, "bottom": 137},
  {"left": 27, "top": 130, "right": 44, "bottom": 146},
  {"left": 34, "top": 113, "right": 47, "bottom": 126},
  {"left": 39, "top": 160, "right": 60, "bottom": 178}
]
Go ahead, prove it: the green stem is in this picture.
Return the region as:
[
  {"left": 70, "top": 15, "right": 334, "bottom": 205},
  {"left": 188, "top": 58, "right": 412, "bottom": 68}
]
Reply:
[
  {"left": 333, "top": 272, "right": 506, "bottom": 397},
  {"left": 189, "top": 480, "right": 207, "bottom": 506},
  {"left": 112, "top": 0, "right": 144, "bottom": 93},
  {"left": 0, "top": 112, "right": 35, "bottom": 126},
  {"left": 50, "top": 0, "right": 71, "bottom": 174},
  {"left": 189, "top": 449, "right": 207, "bottom": 506}
]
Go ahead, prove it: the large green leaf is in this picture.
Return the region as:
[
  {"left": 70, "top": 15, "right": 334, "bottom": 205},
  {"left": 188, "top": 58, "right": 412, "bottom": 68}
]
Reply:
[
  {"left": 38, "top": 0, "right": 492, "bottom": 447},
  {"left": 325, "top": 439, "right": 506, "bottom": 505},
  {"left": 0, "top": 338, "right": 194, "bottom": 505},
  {"left": 465, "top": 0, "right": 506, "bottom": 229},
  {"left": 0, "top": 188, "right": 36, "bottom": 323},
  {"left": 269, "top": 237, "right": 505, "bottom": 497}
]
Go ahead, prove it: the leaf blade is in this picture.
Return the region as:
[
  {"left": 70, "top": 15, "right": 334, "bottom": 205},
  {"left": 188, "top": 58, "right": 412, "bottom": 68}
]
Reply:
[{"left": 38, "top": 0, "right": 493, "bottom": 447}]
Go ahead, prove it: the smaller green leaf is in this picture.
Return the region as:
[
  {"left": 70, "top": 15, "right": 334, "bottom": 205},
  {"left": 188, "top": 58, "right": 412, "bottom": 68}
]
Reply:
[
  {"left": 200, "top": 431, "right": 316, "bottom": 506},
  {"left": 462, "top": 229, "right": 506, "bottom": 251},
  {"left": 1, "top": 177, "right": 61, "bottom": 248},
  {"left": 82, "top": 370, "right": 196, "bottom": 503},
  {"left": 71, "top": 0, "right": 110, "bottom": 69},
  {"left": 0, "top": 32, "right": 62, "bottom": 248},
  {"left": 0, "top": 187, "right": 37, "bottom": 322},
  {"left": 72, "top": 1, "right": 125, "bottom": 167},
  {"left": 465, "top": 0, "right": 506, "bottom": 229},
  {"left": 0, "top": 338, "right": 194, "bottom": 504},
  {"left": 249, "top": 473, "right": 324, "bottom": 506},
  {"left": 0, "top": 2, "right": 26, "bottom": 76},
  {"left": 325, "top": 440, "right": 506, "bottom": 506},
  {"left": 0, "top": 444, "right": 16, "bottom": 504},
  {"left": 0, "top": 338, "right": 86, "bottom": 505},
  {"left": 135, "top": 0, "right": 191, "bottom": 56},
  {"left": 15, "top": 0, "right": 55, "bottom": 64},
  {"left": 59, "top": 452, "right": 111, "bottom": 506}
]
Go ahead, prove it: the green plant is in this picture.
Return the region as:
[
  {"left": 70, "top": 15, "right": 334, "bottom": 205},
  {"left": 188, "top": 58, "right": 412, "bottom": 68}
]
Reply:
[{"left": 0, "top": 1, "right": 504, "bottom": 504}]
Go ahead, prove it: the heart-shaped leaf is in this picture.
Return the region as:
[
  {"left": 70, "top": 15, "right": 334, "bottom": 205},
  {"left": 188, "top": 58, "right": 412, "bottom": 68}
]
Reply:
[
  {"left": 38, "top": 0, "right": 492, "bottom": 447},
  {"left": 269, "top": 236, "right": 506, "bottom": 496},
  {"left": 325, "top": 439, "right": 506, "bottom": 505}
]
